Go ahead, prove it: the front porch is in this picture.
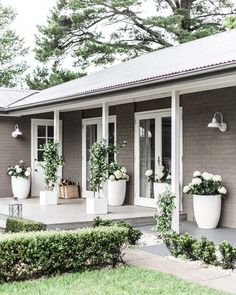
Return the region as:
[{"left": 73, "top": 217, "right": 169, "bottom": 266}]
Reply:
[{"left": 0, "top": 197, "right": 188, "bottom": 230}]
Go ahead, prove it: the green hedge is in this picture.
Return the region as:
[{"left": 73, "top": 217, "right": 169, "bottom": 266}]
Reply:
[
  {"left": 0, "top": 226, "right": 128, "bottom": 283},
  {"left": 6, "top": 218, "right": 46, "bottom": 233},
  {"left": 164, "top": 232, "right": 236, "bottom": 269},
  {"left": 92, "top": 217, "right": 142, "bottom": 245}
]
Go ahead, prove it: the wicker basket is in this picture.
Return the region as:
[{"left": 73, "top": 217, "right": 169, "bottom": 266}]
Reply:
[{"left": 60, "top": 185, "right": 79, "bottom": 199}]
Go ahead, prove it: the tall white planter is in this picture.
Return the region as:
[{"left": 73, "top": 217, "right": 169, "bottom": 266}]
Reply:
[
  {"left": 40, "top": 190, "right": 58, "bottom": 205},
  {"left": 108, "top": 179, "right": 126, "bottom": 206},
  {"left": 193, "top": 194, "right": 222, "bottom": 229},
  {"left": 153, "top": 182, "right": 170, "bottom": 199},
  {"left": 11, "top": 176, "right": 30, "bottom": 200}
]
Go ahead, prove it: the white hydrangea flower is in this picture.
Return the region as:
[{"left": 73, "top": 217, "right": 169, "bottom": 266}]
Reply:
[
  {"left": 155, "top": 171, "right": 164, "bottom": 181},
  {"left": 114, "top": 170, "right": 121, "bottom": 179},
  {"left": 212, "top": 175, "right": 222, "bottom": 182},
  {"left": 192, "top": 178, "right": 202, "bottom": 185},
  {"left": 8, "top": 171, "right": 13, "bottom": 176},
  {"left": 167, "top": 175, "right": 171, "bottom": 180},
  {"left": 109, "top": 175, "right": 115, "bottom": 181},
  {"left": 120, "top": 167, "right": 127, "bottom": 173},
  {"left": 16, "top": 168, "right": 22, "bottom": 174},
  {"left": 25, "top": 170, "right": 31, "bottom": 177},
  {"left": 193, "top": 171, "right": 201, "bottom": 177},
  {"left": 202, "top": 172, "right": 213, "bottom": 181},
  {"left": 19, "top": 160, "right": 24, "bottom": 164},
  {"left": 27, "top": 167, "right": 31, "bottom": 171},
  {"left": 15, "top": 165, "right": 19, "bottom": 169},
  {"left": 218, "top": 186, "right": 227, "bottom": 195},
  {"left": 183, "top": 185, "right": 190, "bottom": 193},
  {"left": 156, "top": 165, "right": 164, "bottom": 173},
  {"left": 145, "top": 169, "right": 153, "bottom": 177},
  {"left": 126, "top": 175, "right": 130, "bottom": 182}
]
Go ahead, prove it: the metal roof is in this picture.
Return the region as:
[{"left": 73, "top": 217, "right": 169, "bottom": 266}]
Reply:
[
  {"left": 0, "top": 88, "right": 38, "bottom": 108},
  {"left": 5, "top": 29, "right": 236, "bottom": 110}
]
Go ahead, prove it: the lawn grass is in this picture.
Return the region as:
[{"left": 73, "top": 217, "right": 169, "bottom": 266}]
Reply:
[{"left": 0, "top": 266, "right": 228, "bottom": 295}]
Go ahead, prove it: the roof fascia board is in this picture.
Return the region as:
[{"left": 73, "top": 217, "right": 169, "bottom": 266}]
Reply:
[{"left": 5, "top": 69, "right": 236, "bottom": 117}]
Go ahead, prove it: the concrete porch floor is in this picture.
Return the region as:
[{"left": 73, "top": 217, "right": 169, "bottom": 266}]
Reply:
[{"left": 0, "top": 197, "right": 158, "bottom": 230}]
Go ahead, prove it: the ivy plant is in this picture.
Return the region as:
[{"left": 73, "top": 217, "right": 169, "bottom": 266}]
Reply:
[
  {"left": 40, "top": 141, "right": 64, "bottom": 190},
  {"left": 155, "top": 191, "right": 175, "bottom": 237}
]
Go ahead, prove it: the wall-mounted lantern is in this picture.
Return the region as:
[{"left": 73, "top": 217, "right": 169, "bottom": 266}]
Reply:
[
  {"left": 12, "top": 124, "right": 22, "bottom": 138},
  {"left": 207, "top": 112, "right": 227, "bottom": 132}
]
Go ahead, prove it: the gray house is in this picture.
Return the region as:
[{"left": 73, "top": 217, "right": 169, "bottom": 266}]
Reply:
[{"left": 1, "top": 29, "right": 236, "bottom": 229}]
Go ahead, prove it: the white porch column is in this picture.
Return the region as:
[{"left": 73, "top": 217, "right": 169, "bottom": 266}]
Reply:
[
  {"left": 54, "top": 110, "right": 62, "bottom": 182},
  {"left": 171, "top": 90, "right": 180, "bottom": 232},
  {"left": 102, "top": 102, "right": 109, "bottom": 199},
  {"left": 54, "top": 110, "right": 60, "bottom": 143}
]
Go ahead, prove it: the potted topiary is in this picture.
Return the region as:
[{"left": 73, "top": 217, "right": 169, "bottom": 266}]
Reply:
[
  {"left": 39, "top": 141, "right": 64, "bottom": 206},
  {"left": 7, "top": 160, "right": 31, "bottom": 199},
  {"left": 183, "top": 171, "right": 227, "bottom": 229},
  {"left": 87, "top": 139, "right": 110, "bottom": 214},
  {"left": 145, "top": 163, "right": 171, "bottom": 199},
  {"left": 108, "top": 162, "right": 129, "bottom": 206}
]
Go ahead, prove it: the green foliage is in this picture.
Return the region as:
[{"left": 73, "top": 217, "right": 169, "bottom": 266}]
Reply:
[
  {"left": 155, "top": 191, "right": 175, "bottom": 237},
  {"left": 193, "top": 237, "right": 218, "bottom": 265},
  {"left": 164, "top": 232, "right": 197, "bottom": 260},
  {"left": 0, "top": 226, "right": 128, "bottom": 283},
  {"left": 0, "top": 2, "right": 28, "bottom": 87},
  {"left": 225, "top": 16, "right": 236, "bottom": 29},
  {"left": 92, "top": 216, "right": 142, "bottom": 245},
  {"left": 40, "top": 141, "right": 64, "bottom": 190},
  {"left": 26, "top": 63, "right": 85, "bottom": 90},
  {"left": 6, "top": 218, "right": 46, "bottom": 233},
  {"left": 88, "top": 139, "right": 119, "bottom": 195},
  {"left": 218, "top": 241, "right": 236, "bottom": 269},
  {"left": 34, "top": 0, "right": 235, "bottom": 70}
]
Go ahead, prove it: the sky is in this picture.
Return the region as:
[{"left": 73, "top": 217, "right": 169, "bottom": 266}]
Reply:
[{"left": 2, "top": 0, "right": 56, "bottom": 67}]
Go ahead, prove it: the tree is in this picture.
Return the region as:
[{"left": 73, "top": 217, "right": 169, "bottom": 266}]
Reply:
[
  {"left": 35, "top": 0, "right": 236, "bottom": 69},
  {"left": 25, "top": 63, "right": 85, "bottom": 90},
  {"left": 0, "top": 2, "right": 28, "bottom": 87},
  {"left": 225, "top": 15, "right": 236, "bottom": 29}
]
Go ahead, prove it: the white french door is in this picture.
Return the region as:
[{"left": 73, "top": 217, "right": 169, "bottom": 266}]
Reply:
[
  {"left": 134, "top": 110, "right": 181, "bottom": 208},
  {"left": 31, "top": 119, "right": 62, "bottom": 196},
  {"left": 82, "top": 116, "right": 116, "bottom": 197}
]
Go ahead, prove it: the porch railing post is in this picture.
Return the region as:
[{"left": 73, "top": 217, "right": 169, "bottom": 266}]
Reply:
[
  {"left": 54, "top": 110, "right": 62, "bottom": 190},
  {"left": 102, "top": 102, "right": 109, "bottom": 199},
  {"left": 171, "top": 90, "right": 180, "bottom": 233}
]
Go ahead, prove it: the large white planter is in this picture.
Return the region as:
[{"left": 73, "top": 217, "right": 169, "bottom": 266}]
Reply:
[
  {"left": 193, "top": 194, "right": 222, "bottom": 229},
  {"left": 86, "top": 195, "right": 108, "bottom": 214},
  {"left": 108, "top": 179, "right": 126, "bottom": 206},
  {"left": 40, "top": 191, "right": 58, "bottom": 205},
  {"left": 11, "top": 176, "right": 30, "bottom": 200},
  {"left": 153, "top": 182, "right": 171, "bottom": 199}
]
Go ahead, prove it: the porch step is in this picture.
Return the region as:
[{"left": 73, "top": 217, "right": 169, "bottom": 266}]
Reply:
[{"left": 0, "top": 213, "right": 8, "bottom": 232}]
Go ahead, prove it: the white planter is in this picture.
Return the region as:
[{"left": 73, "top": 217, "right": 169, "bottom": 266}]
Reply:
[
  {"left": 40, "top": 190, "right": 58, "bottom": 205},
  {"left": 86, "top": 195, "right": 108, "bottom": 214},
  {"left": 193, "top": 194, "right": 222, "bottom": 229},
  {"left": 108, "top": 179, "right": 126, "bottom": 206},
  {"left": 11, "top": 176, "right": 30, "bottom": 200},
  {"left": 153, "top": 182, "right": 171, "bottom": 199}
]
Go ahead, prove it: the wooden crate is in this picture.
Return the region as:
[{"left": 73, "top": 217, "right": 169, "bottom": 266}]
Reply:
[{"left": 60, "top": 185, "right": 79, "bottom": 199}]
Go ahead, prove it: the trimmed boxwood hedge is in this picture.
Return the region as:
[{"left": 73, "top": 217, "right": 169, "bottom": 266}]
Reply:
[
  {"left": 6, "top": 218, "right": 46, "bottom": 233},
  {"left": 0, "top": 226, "right": 128, "bottom": 283}
]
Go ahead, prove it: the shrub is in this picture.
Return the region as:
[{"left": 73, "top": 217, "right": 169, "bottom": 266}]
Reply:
[
  {"left": 92, "top": 217, "right": 142, "bottom": 245},
  {"left": 164, "top": 232, "right": 197, "bottom": 260},
  {"left": 6, "top": 218, "right": 46, "bottom": 233},
  {"left": 193, "top": 237, "right": 218, "bottom": 265},
  {"left": 155, "top": 191, "right": 175, "bottom": 237},
  {"left": 218, "top": 241, "right": 236, "bottom": 269},
  {"left": 0, "top": 226, "right": 128, "bottom": 283}
]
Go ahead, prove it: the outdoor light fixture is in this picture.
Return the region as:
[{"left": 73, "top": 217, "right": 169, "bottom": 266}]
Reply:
[
  {"left": 207, "top": 112, "right": 227, "bottom": 132},
  {"left": 12, "top": 124, "right": 22, "bottom": 138}
]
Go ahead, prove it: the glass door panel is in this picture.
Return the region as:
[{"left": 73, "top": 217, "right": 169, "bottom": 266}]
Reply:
[
  {"left": 86, "top": 124, "right": 98, "bottom": 191},
  {"left": 139, "top": 119, "right": 155, "bottom": 199},
  {"left": 162, "top": 117, "right": 171, "bottom": 173}
]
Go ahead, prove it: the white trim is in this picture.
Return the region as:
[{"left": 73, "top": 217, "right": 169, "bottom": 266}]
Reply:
[
  {"left": 171, "top": 90, "right": 180, "bottom": 232},
  {"left": 31, "top": 119, "right": 62, "bottom": 196},
  {"left": 82, "top": 115, "right": 116, "bottom": 198},
  {"left": 7, "top": 72, "right": 236, "bottom": 116}
]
